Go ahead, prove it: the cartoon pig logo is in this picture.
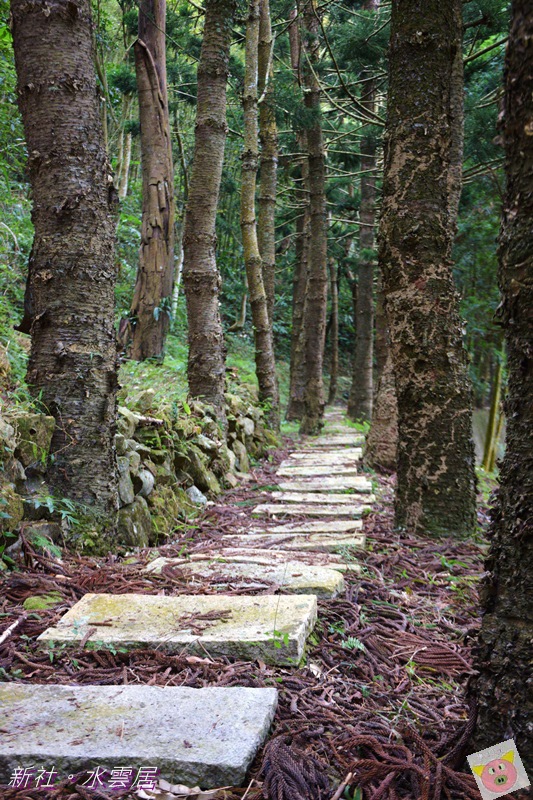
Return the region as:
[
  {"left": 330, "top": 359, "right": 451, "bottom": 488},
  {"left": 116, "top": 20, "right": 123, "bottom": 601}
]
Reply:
[{"left": 473, "top": 751, "right": 518, "bottom": 793}]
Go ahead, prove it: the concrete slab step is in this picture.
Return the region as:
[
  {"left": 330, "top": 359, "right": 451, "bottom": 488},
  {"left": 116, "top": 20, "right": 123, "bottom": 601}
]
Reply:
[
  {"left": 272, "top": 492, "right": 374, "bottom": 505},
  {"left": 253, "top": 502, "right": 370, "bottom": 518},
  {"left": 147, "top": 548, "right": 359, "bottom": 572},
  {"left": 38, "top": 593, "right": 317, "bottom": 666},
  {"left": 145, "top": 559, "right": 344, "bottom": 597},
  {"left": 287, "top": 449, "right": 362, "bottom": 462},
  {"left": 220, "top": 531, "right": 365, "bottom": 554},
  {"left": 303, "top": 434, "right": 364, "bottom": 448},
  {"left": 0, "top": 684, "right": 277, "bottom": 789},
  {"left": 274, "top": 477, "right": 373, "bottom": 493},
  {"left": 277, "top": 465, "right": 360, "bottom": 477},
  {"left": 265, "top": 519, "right": 363, "bottom": 534}
]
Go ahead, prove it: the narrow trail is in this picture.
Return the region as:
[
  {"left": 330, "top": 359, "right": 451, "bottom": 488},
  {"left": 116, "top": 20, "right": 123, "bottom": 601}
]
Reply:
[{"left": 0, "top": 411, "right": 505, "bottom": 800}]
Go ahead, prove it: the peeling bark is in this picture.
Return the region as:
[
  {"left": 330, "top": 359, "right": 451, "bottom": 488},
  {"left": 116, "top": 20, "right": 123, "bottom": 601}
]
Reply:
[
  {"left": 241, "top": 0, "right": 280, "bottom": 430},
  {"left": 469, "top": 1, "right": 533, "bottom": 773},
  {"left": 182, "top": 0, "right": 237, "bottom": 426},
  {"left": 10, "top": 0, "right": 119, "bottom": 518},
  {"left": 380, "top": 0, "right": 476, "bottom": 535},
  {"left": 130, "top": 0, "right": 175, "bottom": 361}
]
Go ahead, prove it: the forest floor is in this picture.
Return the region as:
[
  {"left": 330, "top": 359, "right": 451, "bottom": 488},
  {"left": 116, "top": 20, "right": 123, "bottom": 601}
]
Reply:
[{"left": 0, "top": 413, "right": 523, "bottom": 800}]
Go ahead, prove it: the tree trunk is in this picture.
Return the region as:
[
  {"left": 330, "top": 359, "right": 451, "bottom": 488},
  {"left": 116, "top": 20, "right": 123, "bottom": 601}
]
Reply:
[
  {"left": 482, "top": 357, "right": 503, "bottom": 472},
  {"left": 348, "top": 127, "right": 377, "bottom": 422},
  {"left": 241, "top": 0, "right": 280, "bottom": 430},
  {"left": 364, "top": 352, "right": 398, "bottom": 473},
  {"left": 130, "top": 0, "right": 175, "bottom": 361},
  {"left": 182, "top": 0, "right": 236, "bottom": 425},
  {"left": 327, "top": 256, "right": 339, "bottom": 404},
  {"left": 10, "top": 0, "right": 119, "bottom": 520},
  {"left": 469, "top": 4, "right": 533, "bottom": 773},
  {"left": 374, "top": 274, "right": 388, "bottom": 382},
  {"left": 257, "top": 0, "right": 277, "bottom": 326},
  {"left": 286, "top": 9, "right": 309, "bottom": 422},
  {"left": 380, "top": 0, "right": 476, "bottom": 535},
  {"left": 299, "top": 0, "right": 328, "bottom": 435}
]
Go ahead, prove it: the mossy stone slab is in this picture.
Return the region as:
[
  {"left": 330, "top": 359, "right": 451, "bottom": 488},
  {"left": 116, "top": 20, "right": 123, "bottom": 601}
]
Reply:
[
  {"left": 252, "top": 503, "right": 370, "bottom": 518},
  {"left": 152, "top": 548, "right": 359, "bottom": 573},
  {"left": 220, "top": 531, "right": 365, "bottom": 554},
  {"left": 277, "top": 465, "right": 360, "bottom": 477},
  {"left": 287, "top": 449, "right": 362, "bottom": 462},
  {"left": 303, "top": 435, "right": 364, "bottom": 448},
  {"left": 275, "top": 477, "right": 373, "bottom": 493},
  {"left": 266, "top": 519, "right": 363, "bottom": 534},
  {"left": 38, "top": 593, "right": 317, "bottom": 666},
  {"left": 144, "top": 559, "right": 344, "bottom": 597},
  {"left": 272, "top": 492, "right": 374, "bottom": 505},
  {"left": 0, "top": 684, "right": 277, "bottom": 788}
]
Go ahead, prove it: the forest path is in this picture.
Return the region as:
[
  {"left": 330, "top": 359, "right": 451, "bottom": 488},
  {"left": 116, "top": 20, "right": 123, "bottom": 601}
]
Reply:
[{"left": 1, "top": 411, "right": 379, "bottom": 791}]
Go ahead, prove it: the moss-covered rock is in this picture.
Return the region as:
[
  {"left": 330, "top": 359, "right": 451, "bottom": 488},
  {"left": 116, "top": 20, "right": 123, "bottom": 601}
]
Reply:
[
  {"left": 117, "top": 496, "right": 152, "bottom": 548},
  {"left": 148, "top": 485, "right": 196, "bottom": 541},
  {"left": 0, "top": 483, "right": 24, "bottom": 533},
  {"left": 13, "top": 413, "right": 55, "bottom": 472},
  {"left": 231, "top": 440, "right": 250, "bottom": 474},
  {"left": 23, "top": 592, "right": 63, "bottom": 610}
]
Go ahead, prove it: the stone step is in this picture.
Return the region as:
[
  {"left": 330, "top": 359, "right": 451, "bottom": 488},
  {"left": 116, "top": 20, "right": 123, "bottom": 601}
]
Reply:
[
  {"left": 220, "top": 531, "right": 365, "bottom": 554},
  {"left": 145, "top": 558, "right": 344, "bottom": 597},
  {"left": 272, "top": 492, "right": 374, "bottom": 505},
  {"left": 277, "top": 465, "right": 360, "bottom": 477},
  {"left": 287, "top": 448, "right": 362, "bottom": 462},
  {"left": 274, "top": 477, "right": 373, "bottom": 493},
  {"left": 38, "top": 593, "right": 317, "bottom": 666},
  {"left": 303, "top": 434, "right": 364, "bottom": 448},
  {"left": 265, "top": 519, "right": 363, "bottom": 534},
  {"left": 253, "top": 502, "right": 370, "bottom": 518},
  {"left": 147, "top": 548, "right": 359, "bottom": 572},
  {"left": 0, "top": 684, "right": 277, "bottom": 789}
]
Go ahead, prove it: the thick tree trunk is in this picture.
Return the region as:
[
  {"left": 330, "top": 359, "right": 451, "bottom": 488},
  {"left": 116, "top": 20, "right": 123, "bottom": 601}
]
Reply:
[
  {"left": 380, "top": 0, "right": 476, "bottom": 535},
  {"left": 182, "top": 0, "right": 236, "bottom": 425},
  {"left": 348, "top": 127, "right": 377, "bottom": 422},
  {"left": 327, "top": 256, "right": 339, "bottom": 404},
  {"left": 241, "top": 0, "right": 280, "bottom": 430},
  {"left": 469, "top": 3, "right": 533, "bottom": 773},
  {"left": 299, "top": 0, "right": 328, "bottom": 435},
  {"left": 374, "top": 275, "right": 388, "bottom": 382},
  {"left": 130, "top": 0, "right": 175, "bottom": 361},
  {"left": 10, "top": 0, "right": 119, "bottom": 519},
  {"left": 257, "top": 0, "right": 277, "bottom": 326}
]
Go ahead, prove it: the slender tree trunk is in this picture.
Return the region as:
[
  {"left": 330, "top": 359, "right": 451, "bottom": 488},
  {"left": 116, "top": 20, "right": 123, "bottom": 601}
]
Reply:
[
  {"left": 327, "top": 256, "right": 339, "bottom": 404},
  {"left": 241, "top": 0, "right": 280, "bottom": 430},
  {"left": 10, "top": 0, "right": 119, "bottom": 520},
  {"left": 257, "top": 0, "right": 277, "bottom": 326},
  {"left": 183, "top": 0, "right": 236, "bottom": 425},
  {"left": 470, "top": 5, "right": 533, "bottom": 772},
  {"left": 380, "top": 0, "right": 476, "bottom": 535},
  {"left": 364, "top": 352, "right": 398, "bottom": 472},
  {"left": 117, "top": 94, "right": 133, "bottom": 200},
  {"left": 348, "top": 0, "right": 379, "bottom": 423},
  {"left": 299, "top": 0, "right": 328, "bottom": 435},
  {"left": 286, "top": 9, "right": 309, "bottom": 421},
  {"left": 482, "top": 357, "right": 503, "bottom": 471},
  {"left": 130, "top": 0, "right": 175, "bottom": 361}
]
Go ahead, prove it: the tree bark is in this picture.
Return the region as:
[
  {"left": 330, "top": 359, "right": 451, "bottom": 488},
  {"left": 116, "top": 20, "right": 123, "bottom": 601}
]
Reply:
[
  {"left": 364, "top": 352, "right": 398, "bottom": 472},
  {"left": 469, "top": 3, "right": 533, "bottom": 773},
  {"left": 10, "top": 0, "right": 119, "bottom": 520},
  {"left": 182, "top": 0, "right": 237, "bottom": 425},
  {"left": 241, "top": 0, "right": 280, "bottom": 430},
  {"left": 380, "top": 0, "right": 476, "bottom": 535},
  {"left": 257, "top": 0, "right": 278, "bottom": 326},
  {"left": 327, "top": 256, "right": 339, "bottom": 404},
  {"left": 299, "top": 0, "right": 328, "bottom": 435},
  {"left": 130, "top": 0, "right": 175, "bottom": 361}
]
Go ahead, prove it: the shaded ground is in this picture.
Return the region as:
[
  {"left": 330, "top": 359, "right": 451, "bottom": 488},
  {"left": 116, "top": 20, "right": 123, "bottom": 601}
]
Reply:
[{"left": 0, "top": 437, "right": 523, "bottom": 800}]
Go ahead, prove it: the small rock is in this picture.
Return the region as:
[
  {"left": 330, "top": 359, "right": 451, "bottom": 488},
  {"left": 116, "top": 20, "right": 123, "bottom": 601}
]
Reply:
[
  {"left": 117, "top": 407, "right": 142, "bottom": 439},
  {"left": 131, "top": 388, "right": 156, "bottom": 414},
  {"left": 194, "top": 434, "right": 219, "bottom": 454},
  {"left": 117, "top": 456, "right": 135, "bottom": 507},
  {"left": 125, "top": 439, "right": 152, "bottom": 459},
  {"left": 117, "top": 496, "right": 152, "bottom": 547},
  {"left": 128, "top": 451, "right": 141, "bottom": 476},
  {"left": 231, "top": 440, "right": 250, "bottom": 473},
  {"left": 133, "top": 468, "right": 155, "bottom": 498},
  {"left": 0, "top": 483, "right": 24, "bottom": 533},
  {"left": 114, "top": 434, "right": 127, "bottom": 456},
  {"left": 224, "top": 473, "right": 239, "bottom": 489},
  {"left": 239, "top": 417, "right": 255, "bottom": 438},
  {"left": 13, "top": 413, "right": 55, "bottom": 472},
  {"left": 186, "top": 486, "right": 208, "bottom": 505}
]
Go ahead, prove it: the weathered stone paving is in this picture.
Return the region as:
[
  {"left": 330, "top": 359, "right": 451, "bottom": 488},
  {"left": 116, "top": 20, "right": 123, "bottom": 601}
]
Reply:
[
  {"left": 39, "top": 593, "right": 317, "bottom": 665},
  {"left": 0, "top": 684, "right": 278, "bottom": 788},
  {"left": 28, "top": 411, "right": 376, "bottom": 789}
]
